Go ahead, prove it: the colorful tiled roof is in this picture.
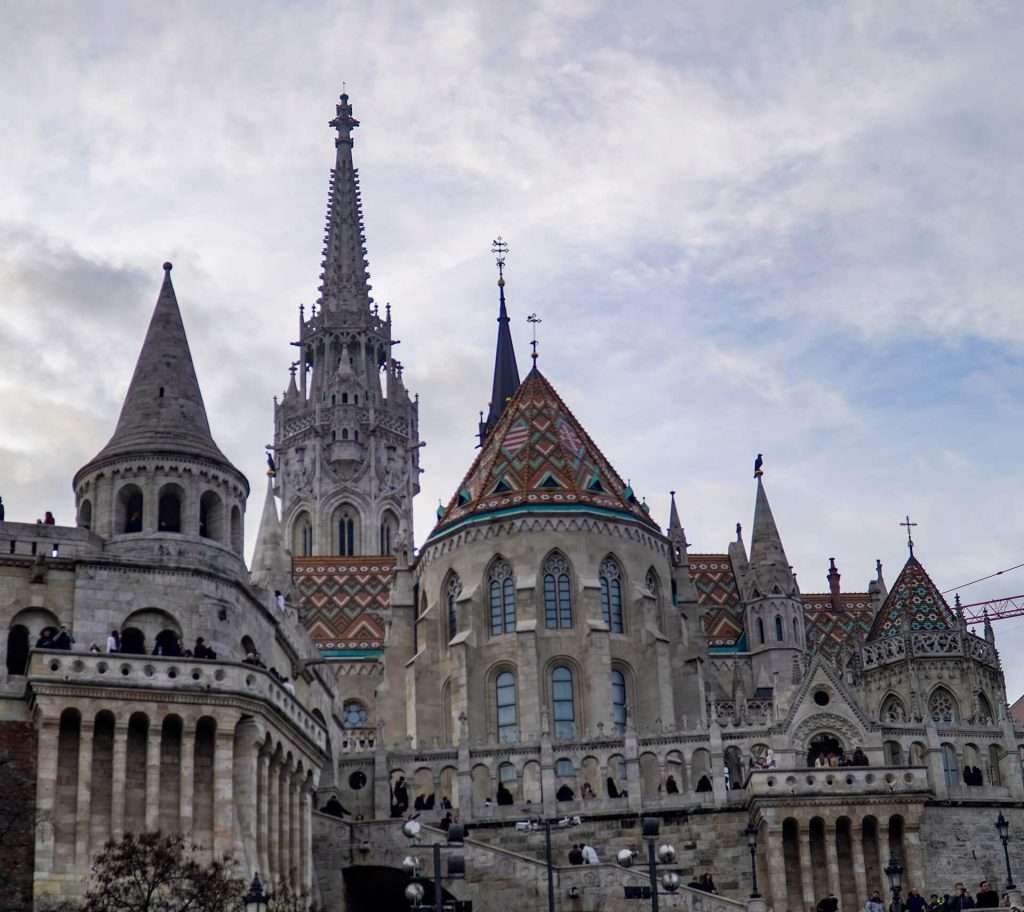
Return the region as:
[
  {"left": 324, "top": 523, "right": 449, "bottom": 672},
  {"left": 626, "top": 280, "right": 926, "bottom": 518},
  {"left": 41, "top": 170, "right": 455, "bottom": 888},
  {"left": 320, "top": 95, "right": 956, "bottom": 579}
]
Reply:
[
  {"left": 688, "top": 553, "right": 746, "bottom": 647},
  {"left": 293, "top": 556, "right": 393, "bottom": 652},
  {"left": 432, "top": 367, "right": 660, "bottom": 536},
  {"left": 866, "top": 556, "right": 957, "bottom": 641},
  {"left": 802, "top": 593, "right": 875, "bottom": 663}
]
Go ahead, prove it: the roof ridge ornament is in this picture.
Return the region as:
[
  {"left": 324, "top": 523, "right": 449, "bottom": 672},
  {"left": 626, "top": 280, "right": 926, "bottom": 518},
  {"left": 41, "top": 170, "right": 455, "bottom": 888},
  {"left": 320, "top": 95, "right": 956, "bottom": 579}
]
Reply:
[
  {"left": 527, "top": 312, "right": 542, "bottom": 364},
  {"left": 900, "top": 514, "right": 918, "bottom": 557}
]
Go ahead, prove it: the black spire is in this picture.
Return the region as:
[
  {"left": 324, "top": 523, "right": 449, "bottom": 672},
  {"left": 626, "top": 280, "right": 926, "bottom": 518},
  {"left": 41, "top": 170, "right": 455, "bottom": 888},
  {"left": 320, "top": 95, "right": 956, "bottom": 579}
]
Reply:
[{"left": 479, "top": 236, "right": 521, "bottom": 443}]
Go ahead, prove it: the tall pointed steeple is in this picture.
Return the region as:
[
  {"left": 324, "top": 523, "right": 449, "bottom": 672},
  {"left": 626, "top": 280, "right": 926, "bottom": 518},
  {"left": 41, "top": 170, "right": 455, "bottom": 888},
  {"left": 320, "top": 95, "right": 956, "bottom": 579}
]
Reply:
[
  {"left": 250, "top": 476, "right": 291, "bottom": 592},
  {"left": 667, "top": 490, "right": 688, "bottom": 565},
  {"left": 480, "top": 237, "right": 520, "bottom": 442},
  {"left": 749, "top": 477, "right": 790, "bottom": 571},
  {"left": 88, "top": 262, "right": 229, "bottom": 464},
  {"left": 318, "top": 92, "right": 372, "bottom": 317}
]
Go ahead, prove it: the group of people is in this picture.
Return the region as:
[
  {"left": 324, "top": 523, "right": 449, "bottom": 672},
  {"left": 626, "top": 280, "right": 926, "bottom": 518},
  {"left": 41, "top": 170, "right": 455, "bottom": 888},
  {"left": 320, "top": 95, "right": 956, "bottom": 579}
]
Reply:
[
  {"left": 35, "top": 626, "right": 73, "bottom": 650},
  {"left": 567, "top": 843, "right": 600, "bottom": 865},
  {"left": 556, "top": 777, "right": 631, "bottom": 803},
  {"left": 818, "top": 881, "right": 1005, "bottom": 912},
  {"left": 687, "top": 874, "right": 718, "bottom": 893},
  {"left": 814, "top": 746, "right": 870, "bottom": 768},
  {"left": 962, "top": 765, "right": 985, "bottom": 786}
]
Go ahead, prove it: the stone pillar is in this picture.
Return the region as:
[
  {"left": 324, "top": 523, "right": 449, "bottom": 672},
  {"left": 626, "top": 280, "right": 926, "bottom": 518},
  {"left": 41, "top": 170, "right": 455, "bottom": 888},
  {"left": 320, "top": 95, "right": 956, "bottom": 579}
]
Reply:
[
  {"left": 278, "top": 764, "right": 290, "bottom": 886},
  {"left": 903, "top": 825, "right": 924, "bottom": 894},
  {"left": 34, "top": 718, "right": 60, "bottom": 874},
  {"left": 654, "top": 639, "right": 676, "bottom": 730},
  {"left": 110, "top": 722, "right": 129, "bottom": 842},
  {"left": 877, "top": 822, "right": 892, "bottom": 907},
  {"left": 267, "top": 756, "right": 279, "bottom": 883},
  {"left": 145, "top": 721, "right": 162, "bottom": 833},
  {"left": 75, "top": 718, "right": 95, "bottom": 866},
  {"left": 213, "top": 726, "right": 236, "bottom": 858},
  {"left": 825, "top": 821, "right": 842, "bottom": 910},
  {"left": 179, "top": 726, "right": 196, "bottom": 836},
  {"left": 257, "top": 748, "right": 270, "bottom": 880},
  {"left": 302, "top": 783, "right": 314, "bottom": 894},
  {"left": 851, "top": 818, "right": 869, "bottom": 908},
  {"left": 766, "top": 826, "right": 788, "bottom": 912},
  {"left": 290, "top": 775, "right": 301, "bottom": 885},
  {"left": 799, "top": 823, "right": 816, "bottom": 912}
]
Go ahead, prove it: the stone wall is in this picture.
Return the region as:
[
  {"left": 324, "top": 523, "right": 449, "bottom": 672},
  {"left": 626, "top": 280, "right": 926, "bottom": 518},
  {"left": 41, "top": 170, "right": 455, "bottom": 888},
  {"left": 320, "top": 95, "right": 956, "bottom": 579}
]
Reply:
[
  {"left": 0, "top": 719, "right": 38, "bottom": 912},
  {"left": 921, "top": 805, "right": 1024, "bottom": 896}
]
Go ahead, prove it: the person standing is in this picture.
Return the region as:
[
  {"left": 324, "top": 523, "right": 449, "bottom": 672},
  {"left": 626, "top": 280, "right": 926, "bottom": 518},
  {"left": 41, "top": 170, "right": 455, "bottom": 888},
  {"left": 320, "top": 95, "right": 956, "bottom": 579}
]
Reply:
[
  {"left": 105, "top": 630, "right": 120, "bottom": 653},
  {"left": 947, "top": 883, "right": 975, "bottom": 912},
  {"left": 907, "top": 889, "right": 927, "bottom": 912},
  {"left": 818, "top": 894, "right": 838, "bottom": 912},
  {"left": 975, "top": 882, "right": 999, "bottom": 909},
  {"left": 582, "top": 844, "right": 599, "bottom": 865},
  {"left": 865, "top": 891, "right": 885, "bottom": 912},
  {"left": 568, "top": 844, "right": 583, "bottom": 865}
]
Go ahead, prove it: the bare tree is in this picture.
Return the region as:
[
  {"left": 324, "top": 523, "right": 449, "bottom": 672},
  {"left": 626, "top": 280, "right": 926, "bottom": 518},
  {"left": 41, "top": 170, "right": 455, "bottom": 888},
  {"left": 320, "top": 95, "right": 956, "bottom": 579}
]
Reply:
[{"left": 0, "top": 753, "right": 36, "bottom": 911}]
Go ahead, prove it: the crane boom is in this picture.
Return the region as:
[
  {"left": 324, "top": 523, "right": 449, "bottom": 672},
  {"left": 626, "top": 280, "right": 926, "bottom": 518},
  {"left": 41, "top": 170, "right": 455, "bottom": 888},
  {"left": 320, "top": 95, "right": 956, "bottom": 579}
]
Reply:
[{"left": 958, "top": 593, "right": 1024, "bottom": 625}]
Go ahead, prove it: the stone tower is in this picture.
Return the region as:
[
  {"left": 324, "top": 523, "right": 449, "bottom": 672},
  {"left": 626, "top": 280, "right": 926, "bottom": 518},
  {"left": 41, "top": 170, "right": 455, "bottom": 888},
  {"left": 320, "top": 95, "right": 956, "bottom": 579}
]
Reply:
[{"left": 272, "top": 93, "right": 420, "bottom": 560}]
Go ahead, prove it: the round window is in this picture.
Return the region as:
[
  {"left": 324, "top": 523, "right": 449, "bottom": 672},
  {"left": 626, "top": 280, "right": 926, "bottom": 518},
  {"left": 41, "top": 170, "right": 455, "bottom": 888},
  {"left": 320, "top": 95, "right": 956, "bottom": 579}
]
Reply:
[
  {"left": 349, "top": 770, "right": 368, "bottom": 790},
  {"left": 813, "top": 690, "right": 830, "bottom": 706}
]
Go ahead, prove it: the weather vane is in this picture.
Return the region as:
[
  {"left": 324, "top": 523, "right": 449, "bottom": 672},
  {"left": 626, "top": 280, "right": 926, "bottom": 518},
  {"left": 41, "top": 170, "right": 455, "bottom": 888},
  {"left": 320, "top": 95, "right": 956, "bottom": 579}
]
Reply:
[
  {"left": 527, "top": 312, "right": 542, "bottom": 362},
  {"left": 900, "top": 514, "right": 918, "bottom": 556},
  {"left": 491, "top": 236, "right": 509, "bottom": 284}
]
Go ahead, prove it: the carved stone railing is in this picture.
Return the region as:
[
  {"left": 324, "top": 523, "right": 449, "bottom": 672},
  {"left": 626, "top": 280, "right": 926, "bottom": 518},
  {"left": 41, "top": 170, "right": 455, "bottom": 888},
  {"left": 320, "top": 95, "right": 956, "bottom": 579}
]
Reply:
[
  {"left": 709, "top": 699, "right": 773, "bottom": 727},
  {"left": 339, "top": 727, "right": 376, "bottom": 753},
  {"left": 27, "top": 649, "right": 328, "bottom": 750},
  {"left": 862, "top": 632, "right": 998, "bottom": 670},
  {"left": 747, "top": 765, "right": 930, "bottom": 798}
]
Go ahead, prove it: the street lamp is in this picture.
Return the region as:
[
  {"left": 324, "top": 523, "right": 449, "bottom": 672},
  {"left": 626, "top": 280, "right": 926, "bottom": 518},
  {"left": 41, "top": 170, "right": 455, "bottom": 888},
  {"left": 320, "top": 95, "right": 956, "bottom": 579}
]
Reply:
[
  {"left": 405, "top": 883, "right": 426, "bottom": 908},
  {"left": 996, "top": 812, "right": 1016, "bottom": 890},
  {"left": 243, "top": 872, "right": 269, "bottom": 912},
  {"left": 745, "top": 823, "right": 761, "bottom": 899},
  {"left": 885, "top": 857, "right": 904, "bottom": 912}
]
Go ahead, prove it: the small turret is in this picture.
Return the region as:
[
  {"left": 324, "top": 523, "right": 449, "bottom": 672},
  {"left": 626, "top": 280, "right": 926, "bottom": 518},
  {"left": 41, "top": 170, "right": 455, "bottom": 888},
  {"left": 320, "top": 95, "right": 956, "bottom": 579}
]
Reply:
[
  {"left": 667, "top": 490, "right": 688, "bottom": 566},
  {"left": 250, "top": 476, "right": 291, "bottom": 594},
  {"left": 479, "top": 236, "right": 521, "bottom": 442},
  {"left": 827, "top": 557, "right": 842, "bottom": 609},
  {"left": 747, "top": 475, "right": 797, "bottom": 597}
]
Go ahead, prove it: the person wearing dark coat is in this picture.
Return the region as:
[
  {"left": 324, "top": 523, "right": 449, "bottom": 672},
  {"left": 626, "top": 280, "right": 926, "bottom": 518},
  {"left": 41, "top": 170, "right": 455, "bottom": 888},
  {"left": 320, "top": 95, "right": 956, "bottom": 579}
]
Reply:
[
  {"left": 817, "top": 893, "right": 838, "bottom": 912},
  {"left": 975, "top": 882, "right": 999, "bottom": 909},
  {"left": 665, "top": 775, "right": 679, "bottom": 794},
  {"left": 322, "top": 795, "right": 349, "bottom": 818},
  {"left": 947, "top": 883, "right": 975, "bottom": 912},
  {"left": 906, "top": 889, "right": 927, "bottom": 912},
  {"left": 606, "top": 777, "right": 620, "bottom": 799},
  {"left": 556, "top": 784, "right": 574, "bottom": 802},
  {"left": 496, "top": 783, "right": 514, "bottom": 805},
  {"left": 52, "top": 626, "right": 73, "bottom": 650},
  {"left": 568, "top": 845, "right": 584, "bottom": 865},
  {"left": 36, "top": 628, "right": 55, "bottom": 649},
  {"left": 851, "top": 747, "right": 869, "bottom": 766},
  {"left": 439, "top": 812, "right": 453, "bottom": 832},
  {"left": 391, "top": 777, "right": 410, "bottom": 816},
  {"left": 695, "top": 775, "right": 712, "bottom": 793}
]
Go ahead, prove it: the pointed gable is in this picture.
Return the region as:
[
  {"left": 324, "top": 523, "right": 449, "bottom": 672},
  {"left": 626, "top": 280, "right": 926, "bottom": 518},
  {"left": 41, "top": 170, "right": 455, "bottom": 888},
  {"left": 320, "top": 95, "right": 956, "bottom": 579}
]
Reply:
[
  {"left": 432, "top": 367, "right": 659, "bottom": 535},
  {"left": 866, "top": 556, "right": 957, "bottom": 641}
]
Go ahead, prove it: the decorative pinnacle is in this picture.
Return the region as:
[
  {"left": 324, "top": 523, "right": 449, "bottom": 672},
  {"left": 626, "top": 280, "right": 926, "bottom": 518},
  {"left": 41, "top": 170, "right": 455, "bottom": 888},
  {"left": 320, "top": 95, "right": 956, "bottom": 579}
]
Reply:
[
  {"left": 491, "top": 236, "right": 509, "bottom": 286},
  {"left": 527, "top": 312, "right": 542, "bottom": 363},
  {"left": 329, "top": 90, "right": 360, "bottom": 146},
  {"left": 163, "top": 261, "right": 172, "bottom": 272},
  {"left": 900, "top": 514, "right": 918, "bottom": 557}
]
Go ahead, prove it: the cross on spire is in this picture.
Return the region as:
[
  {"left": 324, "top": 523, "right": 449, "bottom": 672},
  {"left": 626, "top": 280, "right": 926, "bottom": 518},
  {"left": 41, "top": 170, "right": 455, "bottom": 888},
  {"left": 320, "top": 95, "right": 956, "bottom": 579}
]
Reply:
[
  {"left": 527, "top": 312, "right": 542, "bottom": 363},
  {"left": 900, "top": 514, "right": 918, "bottom": 557}
]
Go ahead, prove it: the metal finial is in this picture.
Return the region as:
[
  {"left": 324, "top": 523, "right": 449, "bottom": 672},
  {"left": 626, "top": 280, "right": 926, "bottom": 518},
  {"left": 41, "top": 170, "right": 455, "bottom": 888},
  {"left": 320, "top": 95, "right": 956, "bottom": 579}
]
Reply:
[
  {"left": 527, "top": 312, "right": 542, "bottom": 362},
  {"left": 900, "top": 514, "right": 918, "bottom": 557},
  {"left": 491, "top": 236, "right": 509, "bottom": 285}
]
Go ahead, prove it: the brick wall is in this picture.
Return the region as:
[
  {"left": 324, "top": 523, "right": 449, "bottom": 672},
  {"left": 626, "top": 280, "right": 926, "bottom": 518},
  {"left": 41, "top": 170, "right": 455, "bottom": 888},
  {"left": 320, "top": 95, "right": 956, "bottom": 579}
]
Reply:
[{"left": 0, "top": 720, "right": 38, "bottom": 912}]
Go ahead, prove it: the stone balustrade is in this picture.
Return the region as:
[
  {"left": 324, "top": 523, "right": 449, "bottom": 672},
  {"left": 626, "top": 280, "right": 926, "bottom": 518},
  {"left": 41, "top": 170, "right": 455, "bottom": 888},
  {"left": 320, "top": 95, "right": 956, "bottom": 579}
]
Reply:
[
  {"left": 26, "top": 649, "right": 328, "bottom": 750},
  {"left": 862, "top": 631, "right": 998, "bottom": 670},
  {"left": 747, "top": 765, "right": 930, "bottom": 797},
  {"left": 339, "top": 726, "right": 376, "bottom": 753}
]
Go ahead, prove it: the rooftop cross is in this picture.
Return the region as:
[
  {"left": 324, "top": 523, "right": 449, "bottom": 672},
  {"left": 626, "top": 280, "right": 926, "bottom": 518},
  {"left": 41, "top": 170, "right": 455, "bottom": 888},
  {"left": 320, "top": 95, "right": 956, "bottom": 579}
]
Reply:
[
  {"left": 900, "top": 514, "right": 918, "bottom": 557},
  {"left": 527, "top": 312, "right": 542, "bottom": 363},
  {"left": 491, "top": 236, "right": 508, "bottom": 285}
]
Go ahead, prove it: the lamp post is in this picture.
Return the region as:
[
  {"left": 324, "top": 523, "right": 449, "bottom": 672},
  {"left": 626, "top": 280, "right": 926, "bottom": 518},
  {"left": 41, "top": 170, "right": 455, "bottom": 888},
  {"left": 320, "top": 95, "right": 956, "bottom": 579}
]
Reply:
[
  {"left": 616, "top": 818, "right": 680, "bottom": 912},
  {"left": 885, "top": 857, "right": 904, "bottom": 912},
  {"left": 243, "top": 872, "right": 269, "bottom": 912},
  {"left": 745, "top": 822, "right": 761, "bottom": 898},
  {"left": 996, "top": 812, "right": 1016, "bottom": 891},
  {"left": 401, "top": 818, "right": 466, "bottom": 912}
]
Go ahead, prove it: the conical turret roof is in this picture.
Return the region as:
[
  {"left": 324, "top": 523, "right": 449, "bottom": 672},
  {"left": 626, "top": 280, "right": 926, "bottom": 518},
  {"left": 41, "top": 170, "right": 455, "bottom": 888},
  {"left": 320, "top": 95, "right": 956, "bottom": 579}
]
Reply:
[
  {"left": 431, "top": 366, "right": 659, "bottom": 538},
  {"left": 749, "top": 477, "right": 789, "bottom": 569},
  {"left": 866, "top": 555, "right": 957, "bottom": 641},
  {"left": 78, "top": 263, "right": 240, "bottom": 475},
  {"left": 481, "top": 277, "right": 520, "bottom": 440}
]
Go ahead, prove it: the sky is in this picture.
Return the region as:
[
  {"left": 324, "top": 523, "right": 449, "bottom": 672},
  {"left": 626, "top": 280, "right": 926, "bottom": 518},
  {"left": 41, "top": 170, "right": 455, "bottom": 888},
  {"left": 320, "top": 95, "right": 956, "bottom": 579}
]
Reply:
[{"left": 3, "top": 2, "right": 1024, "bottom": 692}]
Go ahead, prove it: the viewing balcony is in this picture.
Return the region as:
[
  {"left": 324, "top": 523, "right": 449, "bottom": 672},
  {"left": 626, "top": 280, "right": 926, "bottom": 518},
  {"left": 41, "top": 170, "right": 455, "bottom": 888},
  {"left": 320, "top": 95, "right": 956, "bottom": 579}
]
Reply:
[
  {"left": 26, "top": 649, "right": 328, "bottom": 751},
  {"left": 747, "top": 765, "right": 930, "bottom": 799}
]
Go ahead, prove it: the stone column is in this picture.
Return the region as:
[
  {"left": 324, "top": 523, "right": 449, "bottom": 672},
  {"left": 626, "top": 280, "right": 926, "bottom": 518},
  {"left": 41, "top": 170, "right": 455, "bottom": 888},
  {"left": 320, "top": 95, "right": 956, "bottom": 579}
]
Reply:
[
  {"left": 766, "top": 826, "right": 788, "bottom": 912},
  {"left": 75, "top": 718, "right": 95, "bottom": 867},
  {"left": 799, "top": 823, "right": 816, "bottom": 912},
  {"left": 110, "top": 721, "right": 129, "bottom": 842},
  {"left": 278, "top": 763, "right": 290, "bottom": 886},
  {"left": 179, "top": 725, "right": 196, "bottom": 836},
  {"left": 878, "top": 822, "right": 892, "bottom": 907},
  {"left": 213, "top": 726, "right": 236, "bottom": 858},
  {"left": 267, "top": 756, "right": 279, "bottom": 883},
  {"left": 825, "top": 820, "right": 842, "bottom": 910},
  {"left": 302, "top": 783, "right": 314, "bottom": 894},
  {"left": 257, "top": 748, "right": 270, "bottom": 880},
  {"left": 903, "top": 825, "right": 924, "bottom": 894},
  {"left": 851, "top": 818, "right": 869, "bottom": 908},
  {"left": 145, "top": 721, "right": 162, "bottom": 833},
  {"left": 34, "top": 718, "right": 60, "bottom": 874},
  {"left": 290, "top": 775, "right": 301, "bottom": 886}
]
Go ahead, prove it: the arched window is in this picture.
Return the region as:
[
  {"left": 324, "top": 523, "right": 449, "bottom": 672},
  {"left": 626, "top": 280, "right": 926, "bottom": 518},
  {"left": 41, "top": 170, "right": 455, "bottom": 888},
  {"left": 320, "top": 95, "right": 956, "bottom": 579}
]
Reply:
[
  {"left": 884, "top": 740, "right": 904, "bottom": 766},
  {"left": 977, "top": 693, "right": 995, "bottom": 725},
  {"left": 543, "top": 553, "right": 572, "bottom": 629},
  {"left": 793, "top": 616, "right": 799, "bottom": 640},
  {"left": 158, "top": 485, "right": 183, "bottom": 533},
  {"left": 6, "top": 625, "right": 29, "bottom": 676},
  {"left": 342, "top": 701, "right": 368, "bottom": 728},
  {"left": 929, "top": 687, "right": 959, "bottom": 724},
  {"left": 880, "top": 695, "right": 907, "bottom": 724},
  {"left": 292, "top": 512, "right": 313, "bottom": 557},
  {"left": 342, "top": 428, "right": 349, "bottom": 441},
  {"left": 120, "top": 627, "right": 145, "bottom": 655},
  {"left": 611, "top": 669, "right": 627, "bottom": 735},
  {"left": 230, "top": 506, "right": 242, "bottom": 553},
  {"left": 551, "top": 665, "right": 576, "bottom": 739},
  {"left": 379, "top": 510, "right": 399, "bottom": 556},
  {"left": 117, "top": 484, "right": 144, "bottom": 534},
  {"left": 600, "top": 558, "right": 624, "bottom": 633},
  {"left": 342, "top": 392, "right": 348, "bottom": 404},
  {"left": 199, "top": 491, "right": 223, "bottom": 541},
  {"left": 489, "top": 559, "right": 516, "bottom": 636},
  {"left": 336, "top": 507, "right": 357, "bottom": 556},
  {"left": 78, "top": 499, "right": 92, "bottom": 530},
  {"left": 775, "top": 615, "right": 784, "bottom": 641},
  {"left": 445, "top": 573, "right": 462, "bottom": 641},
  {"left": 757, "top": 618, "right": 765, "bottom": 644},
  {"left": 496, "top": 671, "right": 518, "bottom": 744},
  {"left": 941, "top": 743, "right": 960, "bottom": 787}
]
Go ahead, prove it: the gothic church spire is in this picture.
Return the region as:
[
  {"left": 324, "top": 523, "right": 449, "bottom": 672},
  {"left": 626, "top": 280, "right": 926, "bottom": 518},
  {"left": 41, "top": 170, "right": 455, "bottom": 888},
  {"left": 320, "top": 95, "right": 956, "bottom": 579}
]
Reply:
[
  {"left": 318, "top": 92, "right": 372, "bottom": 317},
  {"left": 480, "top": 237, "right": 520, "bottom": 442}
]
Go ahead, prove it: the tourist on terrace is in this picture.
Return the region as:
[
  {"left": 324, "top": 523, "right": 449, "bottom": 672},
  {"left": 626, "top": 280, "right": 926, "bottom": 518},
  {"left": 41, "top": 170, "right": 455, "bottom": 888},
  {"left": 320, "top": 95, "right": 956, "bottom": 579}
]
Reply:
[
  {"left": 699, "top": 874, "right": 717, "bottom": 894},
  {"left": 568, "top": 844, "right": 583, "bottom": 865},
  {"left": 556, "top": 784, "right": 574, "bottom": 801},
  {"left": 975, "top": 881, "right": 999, "bottom": 909},
  {"left": 947, "top": 882, "right": 975, "bottom": 911},
  {"left": 852, "top": 746, "right": 869, "bottom": 766},
  {"left": 44, "top": 511, "right": 55, "bottom": 525},
  {"left": 193, "top": 637, "right": 216, "bottom": 659},
  {"left": 53, "top": 625, "right": 73, "bottom": 650},
  {"left": 322, "top": 794, "right": 349, "bottom": 818},
  {"left": 106, "top": 630, "right": 120, "bottom": 653},
  {"left": 496, "top": 782, "right": 514, "bottom": 805},
  {"left": 817, "top": 892, "right": 838, "bottom": 912},
  {"left": 864, "top": 890, "right": 884, "bottom": 912},
  {"left": 665, "top": 775, "right": 679, "bottom": 794},
  {"left": 581, "top": 843, "right": 599, "bottom": 865},
  {"left": 907, "top": 888, "right": 927, "bottom": 912}
]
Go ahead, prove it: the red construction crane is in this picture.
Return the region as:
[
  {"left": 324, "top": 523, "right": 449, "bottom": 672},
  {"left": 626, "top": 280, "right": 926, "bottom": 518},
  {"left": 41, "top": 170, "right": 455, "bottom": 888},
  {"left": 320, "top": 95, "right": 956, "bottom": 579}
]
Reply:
[{"left": 959, "top": 594, "right": 1024, "bottom": 625}]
